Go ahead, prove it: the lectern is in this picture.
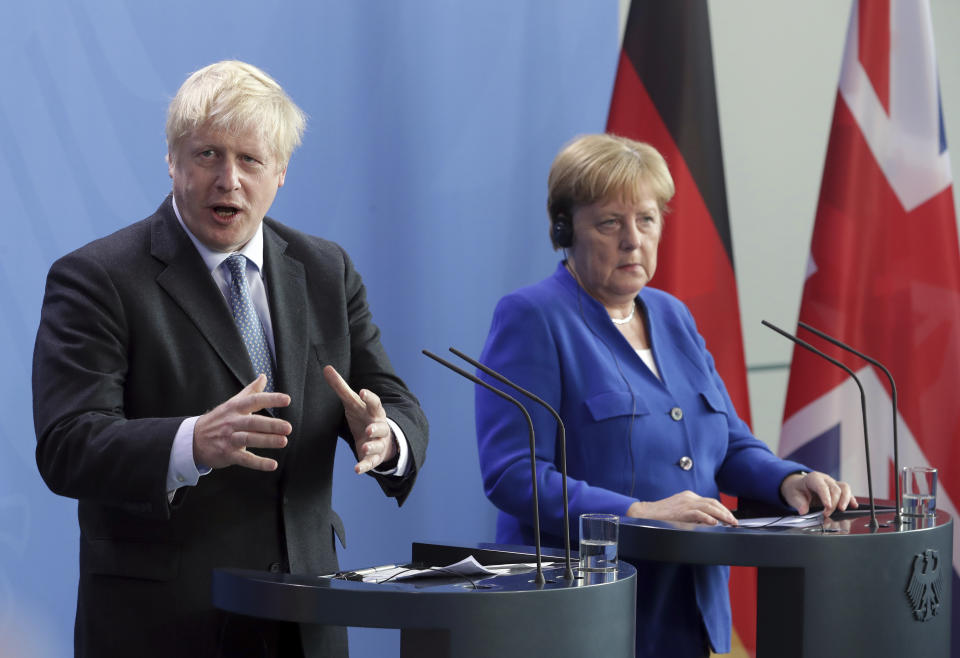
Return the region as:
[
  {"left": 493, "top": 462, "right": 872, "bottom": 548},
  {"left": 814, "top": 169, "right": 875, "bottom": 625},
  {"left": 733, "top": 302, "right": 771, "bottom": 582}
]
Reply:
[
  {"left": 618, "top": 506, "right": 952, "bottom": 657},
  {"left": 213, "top": 542, "right": 636, "bottom": 658}
]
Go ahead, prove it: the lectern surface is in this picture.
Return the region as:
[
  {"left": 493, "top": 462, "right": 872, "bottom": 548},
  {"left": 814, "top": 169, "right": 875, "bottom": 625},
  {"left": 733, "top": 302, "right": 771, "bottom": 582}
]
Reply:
[
  {"left": 620, "top": 506, "right": 947, "bottom": 563},
  {"left": 214, "top": 550, "right": 637, "bottom": 658},
  {"left": 618, "top": 505, "right": 952, "bottom": 658}
]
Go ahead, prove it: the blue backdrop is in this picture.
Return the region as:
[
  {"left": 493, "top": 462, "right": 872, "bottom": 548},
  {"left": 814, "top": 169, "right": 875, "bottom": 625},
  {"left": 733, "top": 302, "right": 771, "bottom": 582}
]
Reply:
[{"left": 0, "top": 1, "right": 619, "bottom": 655}]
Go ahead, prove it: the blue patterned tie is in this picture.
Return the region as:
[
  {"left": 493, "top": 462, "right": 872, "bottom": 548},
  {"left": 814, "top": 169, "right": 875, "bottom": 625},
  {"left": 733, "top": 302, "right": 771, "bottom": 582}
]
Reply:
[{"left": 225, "top": 254, "right": 275, "bottom": 392}]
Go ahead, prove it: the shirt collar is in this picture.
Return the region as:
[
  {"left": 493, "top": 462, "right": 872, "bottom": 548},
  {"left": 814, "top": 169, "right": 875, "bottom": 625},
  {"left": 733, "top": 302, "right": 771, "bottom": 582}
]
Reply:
[{"left": 172, "top": 194, "right": 266, "bottom": 274}]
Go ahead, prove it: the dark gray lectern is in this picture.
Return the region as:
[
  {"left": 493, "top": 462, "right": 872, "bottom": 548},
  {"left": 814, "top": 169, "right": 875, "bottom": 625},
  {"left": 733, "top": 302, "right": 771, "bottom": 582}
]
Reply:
[
  {"left": 619, "top": 505, "right": 952, "bottom": 658},
  {"left": 213, "top": 543, "right": 636, "bottom": 658}
]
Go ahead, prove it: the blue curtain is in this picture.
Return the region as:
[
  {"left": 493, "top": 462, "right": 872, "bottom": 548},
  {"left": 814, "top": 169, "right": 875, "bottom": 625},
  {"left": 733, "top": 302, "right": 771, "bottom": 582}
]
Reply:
[{"left": 0, "top": 1, "right": 618, "bottom": 655}]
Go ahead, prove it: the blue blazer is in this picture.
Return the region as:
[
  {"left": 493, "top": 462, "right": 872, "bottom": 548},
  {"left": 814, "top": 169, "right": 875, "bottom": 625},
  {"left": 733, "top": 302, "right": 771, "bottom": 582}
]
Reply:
[{"left": 476, "top": 263, "right": 804, "bottom": 655}]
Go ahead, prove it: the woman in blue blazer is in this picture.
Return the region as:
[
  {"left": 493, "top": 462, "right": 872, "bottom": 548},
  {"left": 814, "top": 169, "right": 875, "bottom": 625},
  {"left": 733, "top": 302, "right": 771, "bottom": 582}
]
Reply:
[{"left": 475, "top": 134, "right": 856, "bottom": 657}]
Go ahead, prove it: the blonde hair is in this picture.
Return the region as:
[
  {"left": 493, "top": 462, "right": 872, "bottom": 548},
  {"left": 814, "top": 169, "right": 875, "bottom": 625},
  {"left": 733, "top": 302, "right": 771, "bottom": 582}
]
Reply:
[
  {"left": 166, "top": 60, "right": 307, "bottom": 167},
  {"left": 547, "top": 134, "right": 675, "bottom": 248}
]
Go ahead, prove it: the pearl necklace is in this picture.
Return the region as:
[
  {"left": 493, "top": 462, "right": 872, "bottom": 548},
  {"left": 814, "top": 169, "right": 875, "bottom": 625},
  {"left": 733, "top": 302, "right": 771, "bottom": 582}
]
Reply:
[{"left": 610, "top": 303, "right": 636, "bottom": 325}]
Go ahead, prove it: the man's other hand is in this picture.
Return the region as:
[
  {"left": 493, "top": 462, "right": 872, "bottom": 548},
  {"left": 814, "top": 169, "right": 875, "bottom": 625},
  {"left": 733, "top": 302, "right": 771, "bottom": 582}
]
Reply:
[{"left": 193, "top": 374, "right": 291, "bottom": 471}]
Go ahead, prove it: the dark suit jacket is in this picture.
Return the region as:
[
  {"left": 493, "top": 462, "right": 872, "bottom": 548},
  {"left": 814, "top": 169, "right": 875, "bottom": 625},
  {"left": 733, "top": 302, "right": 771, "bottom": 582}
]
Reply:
[{"left": 33, "top": 196, "right": 429, "bottom": 657}]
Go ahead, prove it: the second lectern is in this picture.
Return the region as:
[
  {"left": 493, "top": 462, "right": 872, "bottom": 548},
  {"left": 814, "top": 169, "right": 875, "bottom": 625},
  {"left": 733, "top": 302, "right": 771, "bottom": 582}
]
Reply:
[{"left": 619, "top": 506, "right": 952, "bottom": 657}]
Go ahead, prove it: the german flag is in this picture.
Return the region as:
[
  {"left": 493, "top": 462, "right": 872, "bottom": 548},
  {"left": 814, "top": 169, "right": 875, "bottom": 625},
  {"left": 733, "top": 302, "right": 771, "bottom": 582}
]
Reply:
[{"left": 606, "top": 2, "right": 756, "bottom": 655}]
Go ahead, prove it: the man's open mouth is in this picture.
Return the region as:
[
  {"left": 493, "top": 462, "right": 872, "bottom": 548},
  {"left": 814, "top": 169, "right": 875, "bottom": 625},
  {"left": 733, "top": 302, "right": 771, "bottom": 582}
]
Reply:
[{"left": 213, "top": 206, "right": 240, "bottom": 218}]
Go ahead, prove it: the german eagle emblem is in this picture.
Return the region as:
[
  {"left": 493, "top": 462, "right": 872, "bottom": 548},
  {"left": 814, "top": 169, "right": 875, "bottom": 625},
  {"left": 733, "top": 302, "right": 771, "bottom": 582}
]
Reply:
[{"left": 906, "top": 549, "right": 943, "bottom": 622}]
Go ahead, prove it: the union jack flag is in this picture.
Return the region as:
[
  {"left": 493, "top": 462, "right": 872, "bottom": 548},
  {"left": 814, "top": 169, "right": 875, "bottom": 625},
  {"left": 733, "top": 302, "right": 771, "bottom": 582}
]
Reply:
[{"left": 779, "top": 1, "right": 960, "bottom": 654}]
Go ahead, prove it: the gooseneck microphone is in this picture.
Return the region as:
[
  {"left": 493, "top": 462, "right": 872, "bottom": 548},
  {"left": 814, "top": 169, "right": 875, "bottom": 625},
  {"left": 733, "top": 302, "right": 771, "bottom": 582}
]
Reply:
[
  {"left": 761, "top": 320, "right": 880, "bottom": 530},
  {"left": 421, "top": 350, "right": 547, "bottom": 585},
  {"left": 797, "top": 321, "right": 902, "bottom": 526},
  {"left": 448, "top": 347, "right": 575, "bottom": 582}
]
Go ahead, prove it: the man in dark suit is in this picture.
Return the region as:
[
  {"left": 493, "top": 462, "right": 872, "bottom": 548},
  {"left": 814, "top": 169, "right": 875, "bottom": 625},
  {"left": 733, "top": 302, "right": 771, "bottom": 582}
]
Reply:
[{"left": 32, "top": 60, "right": 429, "bottom": 657}]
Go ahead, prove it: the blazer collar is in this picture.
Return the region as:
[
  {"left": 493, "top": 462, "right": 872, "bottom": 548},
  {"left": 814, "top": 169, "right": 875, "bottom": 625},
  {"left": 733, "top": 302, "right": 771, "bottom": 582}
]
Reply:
[
  {"left": 553, "top": 260, "right": 665, "bottom": 384},
  {"left": 553, "top": 259, "right": 651, "bottom": 320},
  {"left": 150, "top": 196, "right": 262, "bottom": 391},
  {"left": 261, "top": 220, "right": 308, "bottom": 435},
  {"left": 150, "top": 197, "right": 310, "bottom": 438}
]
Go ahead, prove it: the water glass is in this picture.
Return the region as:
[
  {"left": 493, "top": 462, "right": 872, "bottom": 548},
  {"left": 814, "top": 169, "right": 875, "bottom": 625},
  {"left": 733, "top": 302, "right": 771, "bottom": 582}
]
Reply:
[
  {"left": 579, "top": 513, "right": 618, "bottom": 574},
  {"left": 901, "top": 466, "right": 937, "bottom": 517}
]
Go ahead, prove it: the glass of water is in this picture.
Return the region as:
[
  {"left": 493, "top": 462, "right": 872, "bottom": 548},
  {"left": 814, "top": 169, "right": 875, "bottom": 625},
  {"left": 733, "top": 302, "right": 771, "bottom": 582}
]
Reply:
[
  {"left": 578, "top": 513, "right": 618, "bottom": 574},
  {"left": 901, "top": 466, "right": 937, "bottom": 517}
]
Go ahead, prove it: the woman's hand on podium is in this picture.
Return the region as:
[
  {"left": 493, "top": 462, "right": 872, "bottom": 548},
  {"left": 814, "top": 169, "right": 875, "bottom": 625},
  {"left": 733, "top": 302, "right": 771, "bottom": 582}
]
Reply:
[
  {"left": 780, "top": 471, "right": 859, "bottom": 517},
  {"left": 626, "top": 491, "right": 739, "bottom": 526}
]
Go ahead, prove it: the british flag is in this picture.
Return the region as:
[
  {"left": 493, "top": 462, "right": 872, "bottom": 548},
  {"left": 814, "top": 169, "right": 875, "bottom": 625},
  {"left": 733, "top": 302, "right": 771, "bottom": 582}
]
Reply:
[{"left": 778, "top": 1, "right": 960, "bottom": 654}]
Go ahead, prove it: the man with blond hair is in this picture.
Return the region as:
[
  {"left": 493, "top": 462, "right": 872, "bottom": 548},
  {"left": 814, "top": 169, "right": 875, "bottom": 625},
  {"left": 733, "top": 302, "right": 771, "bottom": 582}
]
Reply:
[{"left": 33, "top": 60, "right": 428, "bottom": 657}]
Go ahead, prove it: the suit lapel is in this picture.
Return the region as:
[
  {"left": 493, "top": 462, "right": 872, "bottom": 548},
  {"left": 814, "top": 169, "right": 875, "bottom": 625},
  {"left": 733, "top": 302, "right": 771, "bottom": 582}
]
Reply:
[
  {"left": 262, "top": 223, "right": 308, "bottom": 440},
  {"left": 150, "top": 199, "right": 254, "bottom": 389}
]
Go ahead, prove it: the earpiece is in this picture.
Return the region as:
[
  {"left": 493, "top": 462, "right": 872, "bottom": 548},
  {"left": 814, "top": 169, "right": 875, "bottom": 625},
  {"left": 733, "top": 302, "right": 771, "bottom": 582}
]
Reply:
[{"left": 552, "top": 215, "right": 573, "bottom": 249}]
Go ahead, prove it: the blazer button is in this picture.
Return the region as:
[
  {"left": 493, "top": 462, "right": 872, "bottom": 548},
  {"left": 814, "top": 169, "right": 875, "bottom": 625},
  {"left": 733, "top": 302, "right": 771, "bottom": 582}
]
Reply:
[
  {"left": 268, "top": 562, "right": 282, "bottom": 573},
  {"left": 678, "top": 456, "right": 693, "bottom": 471},
  {"left": 670, "top": 407, "right": 683, "bottom": 421}
]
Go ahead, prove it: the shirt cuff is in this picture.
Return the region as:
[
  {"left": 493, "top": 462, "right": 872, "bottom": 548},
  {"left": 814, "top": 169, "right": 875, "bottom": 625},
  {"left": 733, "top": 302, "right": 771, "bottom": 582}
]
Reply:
[
  {"left": 166, "top": 416, "right": 212, "bottom": 500},
  {"left": 372, "top": 417, "right": 410, "bottom": 477}
]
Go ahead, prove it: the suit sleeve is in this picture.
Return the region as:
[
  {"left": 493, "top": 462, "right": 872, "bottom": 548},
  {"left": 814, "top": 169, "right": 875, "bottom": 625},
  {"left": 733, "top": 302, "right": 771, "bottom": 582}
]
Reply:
[
  {"left": 33, "top": 252, "right": 183, "bottom": 517},
  {"left": 337, "top": 246, "right": 428, "bottom": 505},
  {"left": 476, "top": 293, "right": 637, "bottom": 540}
]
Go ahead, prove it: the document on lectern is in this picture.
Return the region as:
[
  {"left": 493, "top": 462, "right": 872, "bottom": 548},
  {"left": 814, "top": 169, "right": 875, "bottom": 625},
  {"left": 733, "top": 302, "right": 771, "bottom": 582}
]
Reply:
[
  {"left": 358, "top": 556, "right": 554, "bottom": 584},
  {"left": 735, "top": 511, "right": 824, "bottom": 529},
  {"left": 356, "top": 556, "right": 492, "bottom": 583}
]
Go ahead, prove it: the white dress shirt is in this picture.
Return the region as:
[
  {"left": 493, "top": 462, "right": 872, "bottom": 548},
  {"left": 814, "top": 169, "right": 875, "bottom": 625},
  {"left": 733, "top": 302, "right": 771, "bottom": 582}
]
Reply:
[{"left": 165, "top": 196, "right": 409, "bottom": 496}]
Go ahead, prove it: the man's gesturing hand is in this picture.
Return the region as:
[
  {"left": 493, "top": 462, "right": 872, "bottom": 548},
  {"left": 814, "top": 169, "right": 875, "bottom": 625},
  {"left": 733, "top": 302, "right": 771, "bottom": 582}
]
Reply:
[
  {"left": 323, "top": 365, "right": 397, "bottom": 474},
  {"left": 193, "top": 374, "right": 292, "bottom": 471}
]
